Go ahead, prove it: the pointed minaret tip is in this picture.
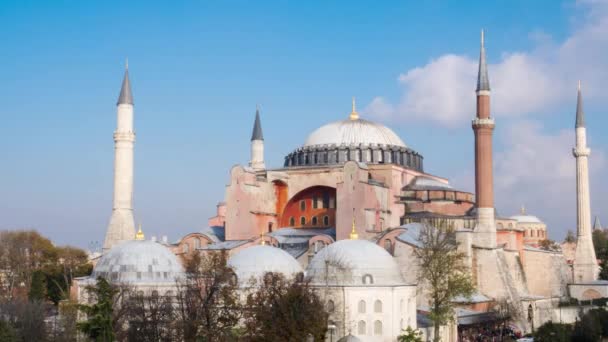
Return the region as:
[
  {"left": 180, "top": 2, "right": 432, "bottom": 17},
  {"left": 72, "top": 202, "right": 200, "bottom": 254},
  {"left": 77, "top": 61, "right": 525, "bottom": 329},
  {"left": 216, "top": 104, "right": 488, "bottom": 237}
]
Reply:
[
  {"left": 117, "top": 62, "right": 134, "bottom": 105},
  {"left": 576, "top": 80, "right": 585, "bottom": 128},
  {"left": 594, "top": 216, "right": 602, "bottom": 231},
  {"left": 476, "top": 29, "right": 490, "bottom": 92},
  {"left": 251, "top": 106, "right": 264, "bottom": 141}
]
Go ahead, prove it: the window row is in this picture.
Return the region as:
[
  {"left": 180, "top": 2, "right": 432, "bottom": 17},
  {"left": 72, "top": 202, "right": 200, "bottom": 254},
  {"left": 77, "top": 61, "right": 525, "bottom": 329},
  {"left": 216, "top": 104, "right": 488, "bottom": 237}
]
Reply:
[
  {"left": 357, "top": 299, "right": 383, "bottom": 313},
  {"left": 299, "top": 195, "right": 336, "bottom": 211},
  {"left": 357, "top": 320, "right": 383, "bottom": 336},
  {"left": 289, "top": 215, "right": 330, "bottom": 227},
  {"left": 525, "top": 229, "right": 546, "bottom": 238}
]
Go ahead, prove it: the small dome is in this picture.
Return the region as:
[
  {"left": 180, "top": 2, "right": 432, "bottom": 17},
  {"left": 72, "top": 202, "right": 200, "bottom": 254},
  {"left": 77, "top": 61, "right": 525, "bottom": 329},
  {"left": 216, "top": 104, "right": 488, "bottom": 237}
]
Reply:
[
  {"left": 405, "top": 176, "right": 453, "bottom": 190},
  {"left": 304, "top": 119, "right": 406, "bottom": 148},
  {"left": 92, "top": 240, "right": 184, "bottom": 284},
  {"left": 337, "top": 334, "right": 363, "bottom": 342},
  {"left": 228, "top": 245, "right": 303, "bottom": 285},
  {"left": 510, "top": 215, "right": 543, "bottom": 224},
  {"left": 307, "top": 239, "right": 405, "bottom": 286}
]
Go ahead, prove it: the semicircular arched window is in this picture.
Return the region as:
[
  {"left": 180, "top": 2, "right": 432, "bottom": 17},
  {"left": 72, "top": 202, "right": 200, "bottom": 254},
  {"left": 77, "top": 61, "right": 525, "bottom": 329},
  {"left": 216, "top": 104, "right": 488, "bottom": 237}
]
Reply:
[
  {"left": 358, "top": 300, "right": 366, "bottom": 313},
  {"left": 362, "top": 274, "right": 374, "bottom": 285}
]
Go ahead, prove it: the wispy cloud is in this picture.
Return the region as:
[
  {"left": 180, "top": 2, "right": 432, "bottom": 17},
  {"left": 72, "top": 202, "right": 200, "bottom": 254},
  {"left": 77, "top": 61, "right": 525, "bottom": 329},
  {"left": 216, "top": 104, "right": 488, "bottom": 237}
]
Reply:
[{"left": 364, "top": 1, "right": 608, "bottom": 127}]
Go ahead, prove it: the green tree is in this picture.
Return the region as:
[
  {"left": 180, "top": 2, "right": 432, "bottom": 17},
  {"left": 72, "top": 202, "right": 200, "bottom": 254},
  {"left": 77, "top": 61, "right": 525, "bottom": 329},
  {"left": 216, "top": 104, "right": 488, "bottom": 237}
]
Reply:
[
  {"left": 414, "top": 221, "right": 475, "bottom": 342},
  {"left": 534, "top": 321, "right": 572, "bottom": 342},
  {"left": 77, "top": 277, "right": 117, "bottom": 342},
  {"left": 243, "top": 273, "right": 328, "bottom": 341},
  {"left": 564, "top": 230, "right": 576, "bottom": 243},
  {"left": 398, "top": 326, "right": 424, "bottom": 342},
  {"left": 538, "top": 239, "right": 560, "bottom": 252},
  {"left": 28, "top": 270, "right": 46, "bottom": 301},
  {"left": 175, "top": 251, "right": 242, "bottom": 341},
  {"left": 0, "top": 320, "right": 18, "bottom": 342}
]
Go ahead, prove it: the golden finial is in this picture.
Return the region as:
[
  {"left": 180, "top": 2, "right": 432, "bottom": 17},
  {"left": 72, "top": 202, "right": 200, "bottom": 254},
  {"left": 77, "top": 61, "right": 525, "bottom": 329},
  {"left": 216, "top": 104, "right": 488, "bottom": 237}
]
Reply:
[
  {"left": 135, "top": 223, "right": 144, "bottom": 240},
  {"left": 349, "top": 209, "right": 358, "bottom": 240},
  {"left": 520, "top": 205, "right": 526, "bottom": 215},
  {"left": 349, "top": 97, "right": 359, "bottom": 120}
]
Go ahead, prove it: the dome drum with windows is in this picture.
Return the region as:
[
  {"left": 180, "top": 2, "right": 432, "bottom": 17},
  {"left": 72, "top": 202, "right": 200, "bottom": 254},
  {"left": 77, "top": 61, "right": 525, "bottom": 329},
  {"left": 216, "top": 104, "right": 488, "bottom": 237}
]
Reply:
[{"left": 284, "top": 98, "right": 423, "bottom": 171}]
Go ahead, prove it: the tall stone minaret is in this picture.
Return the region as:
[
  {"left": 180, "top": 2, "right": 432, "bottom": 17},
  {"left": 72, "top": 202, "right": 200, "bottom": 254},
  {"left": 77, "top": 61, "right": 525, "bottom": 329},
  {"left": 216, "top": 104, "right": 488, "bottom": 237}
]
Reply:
[
  {"left": 103, "top": 63, "right": 136, "bottom": 252},
  {"left": 249, "top": 107, "right": 265, "bottom": 170},
  {"left": 572, "top": 81, "right": 598, "bottom": 282},
  {"left": 472, "top": 30, "right": 496, "bottom": 248}
]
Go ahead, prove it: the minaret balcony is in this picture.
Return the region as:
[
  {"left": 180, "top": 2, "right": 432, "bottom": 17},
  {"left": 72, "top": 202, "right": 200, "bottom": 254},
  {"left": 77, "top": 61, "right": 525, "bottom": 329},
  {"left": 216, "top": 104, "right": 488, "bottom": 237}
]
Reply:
[
  {"left": 573, "top": 147, "right": 590, "bottom": 157},
  {"left": 472, "top": 118, "right": 495, "bottom": 128}
]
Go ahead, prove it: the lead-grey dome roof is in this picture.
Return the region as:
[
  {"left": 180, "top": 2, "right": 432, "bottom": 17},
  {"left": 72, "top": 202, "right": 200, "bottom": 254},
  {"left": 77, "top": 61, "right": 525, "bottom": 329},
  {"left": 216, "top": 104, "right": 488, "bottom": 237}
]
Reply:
[
  {"left": 306, "top": 239, "right": 406, "bottom": 286},
  {"left": 92, "top": 240, "right": 184, "bottom": 284},
  {"left": 304, "top": 118, "right": 406, "bottom": 148},
  {"left": 228, "top": 245, "right": 303, "bottom": 285}
]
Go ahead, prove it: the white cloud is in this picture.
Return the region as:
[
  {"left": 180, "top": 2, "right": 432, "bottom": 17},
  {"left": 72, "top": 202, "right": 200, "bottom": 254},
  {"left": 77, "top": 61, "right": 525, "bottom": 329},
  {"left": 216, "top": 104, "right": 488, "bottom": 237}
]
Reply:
[
  {"left": 363, "top": 1, "right": 608, "bottom": 127},
  {"left": 492, "top": 120, "right": 605, "bottom": 238}
]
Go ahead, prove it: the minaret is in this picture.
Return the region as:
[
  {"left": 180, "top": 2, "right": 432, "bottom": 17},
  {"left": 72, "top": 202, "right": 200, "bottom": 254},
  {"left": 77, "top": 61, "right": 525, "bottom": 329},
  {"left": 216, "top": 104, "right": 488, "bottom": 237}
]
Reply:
[
  {"left": 472, "top": 30, "right": 496, "bottom": 248},
  {"left": 103, "top": 63, "right": 136, "bottom": 252},
  {"left": 249, "top": 106, "right": 265, "bottom": 170},
  {"left": 572, "top": 81, "right": 598, "bottom": 282},
  {"left": 594, "top": 216, "right": 602, "bottom": 231}
]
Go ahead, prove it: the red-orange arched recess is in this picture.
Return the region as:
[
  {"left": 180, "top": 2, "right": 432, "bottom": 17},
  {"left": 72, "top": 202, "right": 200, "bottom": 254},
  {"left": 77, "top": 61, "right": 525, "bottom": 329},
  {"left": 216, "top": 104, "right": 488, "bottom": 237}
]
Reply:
[
  {"left": 582, "top": 289, "right": 602, "bottom": 300},
  {"left": 280, "top": 186, "right": 336, "bottom": 228},
  {"left": 273, "top": 180, "right": 288, "bottom": 227}
]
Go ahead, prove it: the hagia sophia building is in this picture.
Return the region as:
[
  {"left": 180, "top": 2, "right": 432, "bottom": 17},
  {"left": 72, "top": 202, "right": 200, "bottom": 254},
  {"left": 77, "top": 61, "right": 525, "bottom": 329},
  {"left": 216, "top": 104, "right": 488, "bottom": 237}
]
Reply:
[{"left": 72, "top": 31, "right": 608, "bottom": 341}]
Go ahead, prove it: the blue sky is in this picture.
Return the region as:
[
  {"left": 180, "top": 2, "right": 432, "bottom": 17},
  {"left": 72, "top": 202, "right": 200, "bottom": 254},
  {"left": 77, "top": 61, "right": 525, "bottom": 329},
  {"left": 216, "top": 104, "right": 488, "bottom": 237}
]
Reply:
[{"left": 1, "top": 0, "right": 606, "bottom": 248}]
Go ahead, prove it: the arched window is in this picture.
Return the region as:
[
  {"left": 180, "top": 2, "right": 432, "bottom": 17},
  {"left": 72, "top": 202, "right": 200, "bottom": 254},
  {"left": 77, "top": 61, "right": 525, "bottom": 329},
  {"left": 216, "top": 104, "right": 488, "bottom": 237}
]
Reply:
[
  {"left": 230, "top": 272, "right": 238, "bottom": 286},
  {"left": 400, "top": 318, "right": 404, "bottom": 330},
  {"left": 182, "top": 244, "right": 189, "bottom": 253},
  {"left": 374, "top": 320, "right": 383, "bottom": 335},
  {"left": 323, "top": 215, "right": 330, "bottom": 226},
  {"left": 358, "top": 300, "right": 366, "bottom": 313},
  {"left": 151, "top": 290, "right": 159, "bottom": 297},
  {"left": 313, "top": 196, "right": 318, "bottom": 209},
  {"left": 194, "top": 239, "right": 201, "bottom": 249},
  {"left": 289, "top": 217, "right": 295, "bottom": 226},
  {"left": 268, "top": 222, "right": 273, "bottom": 232},
  {"left": 374, "top": 300, "right": 382, "bottom": 313},
  {"left": 300, "top": 216, "right": 306, "bottom": 225},
  {"left": 358, "top": 320, "right": 366, "bottom": 335},
  {"left": 312, "top": 216, "right": 318, "bottom": 226},
  {"left": 327, "top": 300, "right": 335, "bottom": 313},
  {"left": 300, "top": 200, "right": 306, "bottom": 211},
  {"left": 362, "top": 274, "right": 374, "bottom": 285}
]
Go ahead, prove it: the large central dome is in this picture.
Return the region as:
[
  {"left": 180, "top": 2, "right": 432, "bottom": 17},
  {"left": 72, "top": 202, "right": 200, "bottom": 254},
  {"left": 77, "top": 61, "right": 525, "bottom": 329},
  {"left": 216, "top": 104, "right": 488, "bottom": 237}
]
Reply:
[
  {"left": 283, "top": 100, "right": 423, "bottom": 171},
  {"left": 304, "top": 118, "right": 407, "bottom": 148}
]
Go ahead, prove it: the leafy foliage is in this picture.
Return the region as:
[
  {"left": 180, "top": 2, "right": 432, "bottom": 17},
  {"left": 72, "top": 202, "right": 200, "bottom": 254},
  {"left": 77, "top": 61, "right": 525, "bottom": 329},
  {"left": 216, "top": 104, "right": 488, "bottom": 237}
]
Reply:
[
  {"left": 243, "top": 272, "right": 328, "bottom": 341},
  {"left": 564, "top": 230, "right": 576, "bottom": 243},
  {"left": 414, "top": 220, "right": 475, "bottom": 342},
  {"left": 398, "top": 326, "right": 424, "bottom": 342},
  {"left": 77, "top": 277, "right": 117, "bottom": 342},
  {"left": 538, "top": 239, "right": 561, "bottom": 252},
  {"left": 534, "top": 321, "right": 572, "bottom": 342},
  {"left": 0, "top": 319, "right": 18, "bottom": 342},
  {"left": 0, "top": 230, "right": 91, "bottom": 303},
  {"left": 175, "top": 251, "right": 242, "bottom": 341}
]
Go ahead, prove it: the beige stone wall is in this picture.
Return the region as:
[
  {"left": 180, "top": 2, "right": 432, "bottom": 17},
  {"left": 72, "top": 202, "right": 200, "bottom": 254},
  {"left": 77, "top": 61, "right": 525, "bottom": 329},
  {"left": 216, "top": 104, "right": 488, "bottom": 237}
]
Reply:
[{"left": 522, "top": 249, "right": 571, "bottom": 298}]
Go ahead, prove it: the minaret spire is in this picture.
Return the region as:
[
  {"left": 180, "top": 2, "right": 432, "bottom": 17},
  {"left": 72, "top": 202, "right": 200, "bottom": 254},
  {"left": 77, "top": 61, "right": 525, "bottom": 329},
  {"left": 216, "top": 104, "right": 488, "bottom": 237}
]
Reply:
[
  {"left": 104, "top": 64, "right": 137, "bottom": 252},
  {"left": 476, "top": 29, "right": 490, "bottom": 93},
  {"left": 472, "top": 29, "right": 496, "bottom": 248},
  {"left": 576, "top": 80, "right": 585, "bottom": 128},
  {"left": 572, "top": 81, "right": 598, "bottom": 281},
  {"left": 117, "top": 60, "right": 134, "bottom": 105},
  {"left": 249, "top": 106, "right": 266, "bottom": 170}
]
